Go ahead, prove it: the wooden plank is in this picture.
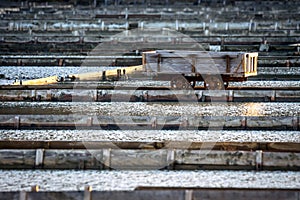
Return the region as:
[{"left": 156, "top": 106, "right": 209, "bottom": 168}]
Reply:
[
  {"left": 27, "top": 192, "right": 84, "bottom": 200},
  {"left": 263, "top": 152, "right": 300, "bottom": 168},
  {"left": 0, "top": 190, "right": 299, "bottom": 200},
  {"left": 176, "top": 150, "right": 256, "bottom": 166},
  {"left": 109, "top": 149, "right": 169, "bottom": 170},
  {"left": 193, "top": 189, "right": 299, "bottom": 200},
  {"left": 0, "top": 141, "right": 298, "bottom": 152},
  {"left": 43, "top": 149, "right": 103, "bottom": 169},
  {"left": 0, "top": 115, "right": 298, "bottom": 131},
  {"left": 143, "top": 50, "right": 246, "bottom": 75},
  {"left": 1, "top": 89, "right": 300, "bottom": 102},
  {"left": 13, "top": 75, "right": 58, "bottom": 86},
  {"left": 0, "top": 148, "right": 298, "bottom": 170},
  {"left": 0, "top": 149, "right": 35, "bottom": 168},
  {"left": 268, "top": 143, "right": 300, "bottom": 152},
  {"left": 71, "top": 65, "right": 143, "bottom": 81}
]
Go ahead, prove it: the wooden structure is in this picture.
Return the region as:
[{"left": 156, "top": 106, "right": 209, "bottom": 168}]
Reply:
[
  {"left": 12, "top": 65, "right": 143, "bottom": 86},
  {"left": 1, "top": 189, "right": 300, "bottom": 200},
  {"left": 1, "top": 86, "right": 300, "bottom": 102},
  {"left": 11, "top": 50, "right": 257, "bottom": 90},
  {"left": 143, "top": 50, "right": 258, "bottom": 89},
  {"left": 0, "top": 115, "right": 299, "bottom": 131},
  {"left": 0, "top": 148, "right": 299, "bottom": 170}
]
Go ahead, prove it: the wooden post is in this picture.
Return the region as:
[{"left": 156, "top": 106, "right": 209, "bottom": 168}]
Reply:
[
  {"left": 87, "top": 117, "right": 93, "bottom": 127},
  {"left": 117, "top": 69, "right": 121, "bottom": 80},
  {"left": 31, "top": 185, "right": 39, "bottom": 192},
  {"left": 270, "top": 90, "right": 276, "bottom": 102},
  {"left": 123, "top": 69, "right": 127, "bottom": 80},
  {"left": 19, "top": 191, "right": 27, "bottom": 200},
  {"left": 151, "top": 117, "right": 157, "bottom": 128},
  {"left": 241, "top": 117, "right": 247, "bottom": 129},
  {"left": 35, "top": 149, "right": 44, "bottom": 167},
  {"left": 93, "top": 90, "right": 98, "bottom": 102},
  {"left": 227, "top": 90, "right": 233, "bottom": 102},
  {"left": 167, "top": 149, "right": 175, "bottom": 170},
  {"left": 142, "top": 53, "right": 146, "bottom": 68},
  {"left": 256, "top": 150, "right": 263, "bottom": 170},
  {"left": 292, "top": 116, "right": 299, "bottom": 131},
  {"left": 31, "top": 90, "right": 37, "bottom": 101},
  {"left": 102, "top": 71, "right": 106, "bottom": 81},
  {"left": 58, "top": 59, "right": 64, "bottom": 66},
  {"left": 46, "top": 90, "right": 52, "bottom": 101},
  {"left": 226, "top": 55, "right": 230, "bottom": 73},
  {"left": 14, "top": 116, "right": 20, "bottom": 129},
  {"left": 84, "top": 185, "right": 92, "bottom": 200},
  {"left": 102, "top": 149, "right": 111, "bottom": 169},
  {"left": 181, "top": 117, "right": 188, "bottom": 127},
  {"left": 185, "top": 190, "right": 193, "bottom": 200},
  {"left": 157, "top": 54, "right": 161, "bottom": 72},
  {"left": 196, "top": 91, "right": 204, "bottom": 102},
  {"left": 191, "top": 56, "right": 196, "bottom": 73},
  {"left": 143, "top": 91, "right": 148, "bottom": 102}
]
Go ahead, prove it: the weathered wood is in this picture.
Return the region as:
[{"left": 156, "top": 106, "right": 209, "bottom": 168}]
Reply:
[
  {"left": 263, "top": 152, "right": 300, "bottom": 169},
  {"left": 1, "top": 89, "right": 300, "bottom": 102},
  {"left": 268, "top": 143, "right": 300, "bottom": 152},
  {"left": 176, "top": 150, "right": 256, "bottom": 167},
  {"left": 109, "top": 149, "right": 169, "bottom": 170},
  {"left": 0, "top": 149, "right": 35, "bottom": 168},
  {"left": 1, "top": 190, "right": 299, "bottom": 200},
  {"left": 42, "top": 149, "right": 103, "bottom": 169},
  {"left": 0, "top": 149, "right": 299, "bottom": 170},
  {"left": 0, "top": 141, "right": 299, "bottom": 152},
  {"left": 0, "top": 115, "right": 298, "bottom": 131},
  {"left": 143, "top": 50, "right": 258, "bottom": 81},
  {"left": 1, "top": 84, "right": 300, "bottom": 91}
]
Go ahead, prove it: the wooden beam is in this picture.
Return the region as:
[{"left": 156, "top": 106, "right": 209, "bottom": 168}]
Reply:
[
  {"left": 0, "top": 149, "right": 299, "bottom": 170},
  {"left": 0, "top": 115, "right": 299, "bottom": 131},
  {"left": 0, "top": 141, "right": 299, "bottom": 152}
]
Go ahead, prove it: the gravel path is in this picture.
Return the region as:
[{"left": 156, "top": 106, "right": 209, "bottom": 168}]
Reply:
[
  {"left": 0, "top": 129, "right": 299, "bottom": 143},
  {"left": 0, "top": 170, "right": 299, "bottom": 191}
]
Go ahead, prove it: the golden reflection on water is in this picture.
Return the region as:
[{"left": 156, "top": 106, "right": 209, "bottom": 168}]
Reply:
[{"left": 242, "top": 103, "right": 265, "bottom": 116}]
